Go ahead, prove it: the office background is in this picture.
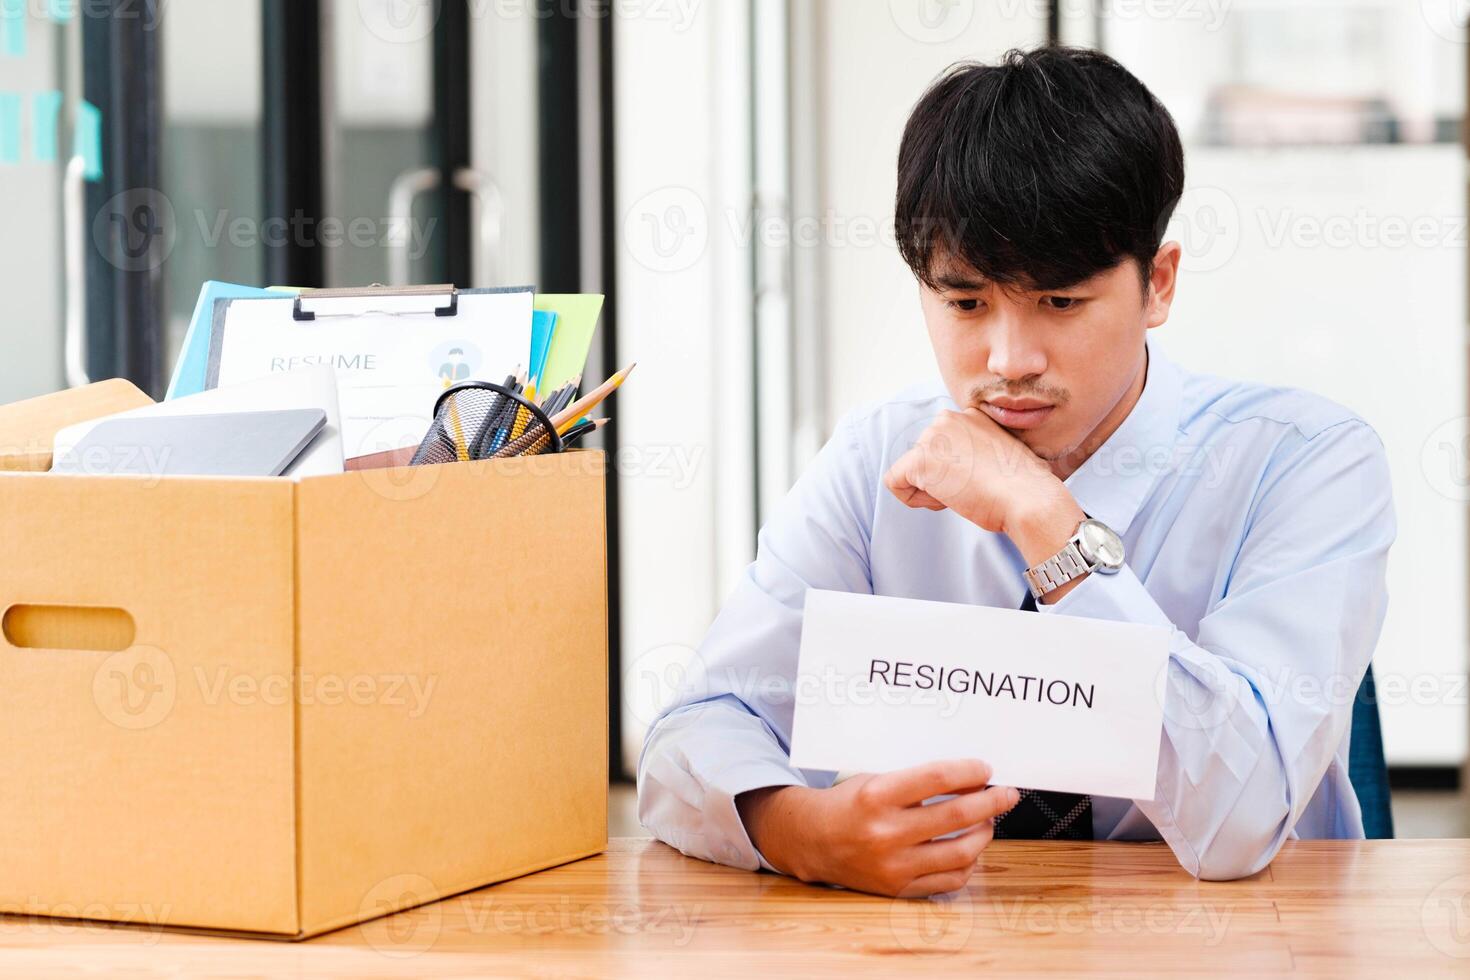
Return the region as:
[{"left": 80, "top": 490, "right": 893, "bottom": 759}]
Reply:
[{"left": 1, "top": 0, "right": 1466, "bottom": 836}]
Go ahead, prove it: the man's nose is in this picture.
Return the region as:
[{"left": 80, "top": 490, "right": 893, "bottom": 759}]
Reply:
[{"left": 985, "top": 315, "right": 1047, "bottom": 381}]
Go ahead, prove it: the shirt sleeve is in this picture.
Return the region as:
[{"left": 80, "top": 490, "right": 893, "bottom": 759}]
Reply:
[
  {"left": 637, "top": 412, "right": 877, "bottom": 871},
  {"left": 1036, "top": 419, "right": 1395, "bottom": 880}
]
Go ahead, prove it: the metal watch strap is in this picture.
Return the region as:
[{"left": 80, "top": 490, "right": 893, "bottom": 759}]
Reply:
[{"left": 1023, "top": 540, "right": 1091, "bottom": 599}]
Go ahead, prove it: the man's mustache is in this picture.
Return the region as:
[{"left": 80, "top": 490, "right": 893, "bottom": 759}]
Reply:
[{"left": 967, "top": 382, "right": 1071, "bottom": 407}]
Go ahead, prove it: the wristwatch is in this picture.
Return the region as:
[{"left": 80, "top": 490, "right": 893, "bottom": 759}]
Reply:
[{"left": 1022, "top": 517, "right": 1125, "bottom": 601}]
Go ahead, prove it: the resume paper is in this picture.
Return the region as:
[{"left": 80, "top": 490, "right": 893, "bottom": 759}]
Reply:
[{"left": 789, "top": 589, "right": 1171, "bottom": 800}]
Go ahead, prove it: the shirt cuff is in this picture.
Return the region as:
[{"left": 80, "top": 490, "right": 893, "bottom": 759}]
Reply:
[
  {"left": 706, "top": 759, "right": 808, "bottom": 872},
  {"left": 1034, "top": 564, "right": 1174, "bottom": 628}
]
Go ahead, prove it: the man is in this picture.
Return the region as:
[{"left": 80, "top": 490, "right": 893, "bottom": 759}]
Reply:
[
  {"left": 439, "top": 347, "right": 471, "bottom": 385},
  {"left": 638, "top": 47, "right": 1394, "bottom": 895}
]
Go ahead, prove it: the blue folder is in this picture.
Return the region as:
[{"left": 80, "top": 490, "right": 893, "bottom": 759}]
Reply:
[{"left": 166, "top": 281, "right": 284, "bottom": 400}]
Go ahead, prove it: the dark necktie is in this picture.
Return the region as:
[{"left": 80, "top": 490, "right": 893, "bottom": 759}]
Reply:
[{"left": 991, "top": 589, "right": 1094, "bottom": 840}]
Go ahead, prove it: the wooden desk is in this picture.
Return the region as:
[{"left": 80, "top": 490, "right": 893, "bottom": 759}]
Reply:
[{"left": 3, "top": 838, "right": 1468, "bottom": 976}]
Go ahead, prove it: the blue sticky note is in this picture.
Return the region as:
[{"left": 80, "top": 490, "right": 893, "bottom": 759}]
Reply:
[
  {"left": 32, "top": 90, "right": 61, "bottom": 162},
  {"left": 529, "top": 310, "right": 558, "bottom": 387},
  {"left": 0, "top": 93, "right": 20, "bottom": 164},
  {"left": 167, "top": 282, "right": 280, "bottom": 400},
  {"left": 1, "top": 0, "right": 25, "bottom": 58},
  {"left": 74, "top": 99, "right": 102, "bottom": 181}
]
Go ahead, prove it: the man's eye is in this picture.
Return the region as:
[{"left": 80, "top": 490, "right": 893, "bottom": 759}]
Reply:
[
  {"left": 947, "top": 298, "right": 981, "bottom": 312},
  {"left": 1044, "top": 296, "right": 1081, "bottom": 311}
]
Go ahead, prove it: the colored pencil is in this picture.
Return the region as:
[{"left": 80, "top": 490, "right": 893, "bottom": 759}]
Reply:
[{"left": 551, "top": 363, "right": 635, "bottom": 434}]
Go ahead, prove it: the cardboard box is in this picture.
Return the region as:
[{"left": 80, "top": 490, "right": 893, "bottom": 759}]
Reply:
[
  {"left": 0, "top": 379, "right": 154, "bottom": 472},
  {"left": 0, "top": 450, "right": 609, "bottom": 939}
]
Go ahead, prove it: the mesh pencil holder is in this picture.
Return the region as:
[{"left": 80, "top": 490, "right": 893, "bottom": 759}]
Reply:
[{"left": 410, "top": 382, "right": 565, "bottom": 466}]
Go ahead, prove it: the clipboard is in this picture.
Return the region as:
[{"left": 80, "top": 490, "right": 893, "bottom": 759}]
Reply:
[
  {"left": 291, "top": 282, "right": 461, "bottom": 321},
  {"left": 205, "top": 284, "right": 536, "bottom": 459}
]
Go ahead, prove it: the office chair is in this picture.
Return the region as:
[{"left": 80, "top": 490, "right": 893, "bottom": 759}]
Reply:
[{"left": 1349, "top": 665, "right": 1394, "bottom": 839}]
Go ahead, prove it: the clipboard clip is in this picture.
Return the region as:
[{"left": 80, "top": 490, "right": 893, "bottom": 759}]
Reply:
[{"left": 293, "top": 283, "right": 460, "bottom": 321}]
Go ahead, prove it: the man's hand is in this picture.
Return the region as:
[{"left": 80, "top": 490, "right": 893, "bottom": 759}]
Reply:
[
  {"left": 736, "top": 759, "right": 1019, "bottom": 897},
  {"left": 884, "top": 408, "right": 1088, "bottom": 597},
  {"left": 884, "top": 407, "right": 1067, "bottom": 534}
]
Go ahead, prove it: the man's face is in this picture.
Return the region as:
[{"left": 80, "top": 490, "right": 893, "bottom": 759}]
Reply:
[{"left": 918, "top": 244, "right": 1180, "bottom": 467}]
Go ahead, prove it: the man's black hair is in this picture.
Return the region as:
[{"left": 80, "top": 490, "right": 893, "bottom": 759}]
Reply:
[{"left": 895, "top": 46, "right": 1185, "bottom": 294}]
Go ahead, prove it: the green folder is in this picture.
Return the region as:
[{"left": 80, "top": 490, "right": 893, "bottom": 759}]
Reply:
[{"left": 534, "top": 294, "right": 605, "bottom": 393}]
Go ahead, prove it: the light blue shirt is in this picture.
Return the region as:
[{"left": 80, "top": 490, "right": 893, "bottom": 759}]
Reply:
[{"left": 638, "top": 337, "right": 1395, "bottom": 881}]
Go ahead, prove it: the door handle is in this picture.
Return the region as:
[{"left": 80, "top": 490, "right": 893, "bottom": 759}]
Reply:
[
  {"left": 451, "top": 167, "right": 505, "bottom": 287},
  {"left": 386, "top": 166, "right": 507, "bottom": 287},
  {"left": 63, "top": 154, "right": 90, "bottom": 388},
  {"left": 386, "top": 166, "right": 442, "bottom": 286}
]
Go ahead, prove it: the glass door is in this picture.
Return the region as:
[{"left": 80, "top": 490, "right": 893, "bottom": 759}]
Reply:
[
  {"left": 321, "top": 0, "right": 541, "bottom": 291},
  {"left": 0, "top": 3, "right": 73, "bottom": 402}
]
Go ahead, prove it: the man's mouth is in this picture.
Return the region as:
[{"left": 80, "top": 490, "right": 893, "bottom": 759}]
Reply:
[{"left": 980, "top": 398, "right": 1055, "bottom": 429}]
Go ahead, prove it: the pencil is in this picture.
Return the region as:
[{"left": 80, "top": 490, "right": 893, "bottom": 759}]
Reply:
[
  {"left": 469, "top": 371, "right": 519, "bottom": 458},
  {"left": 493, "top": 366, "right": 631, "bottom": 458},
  {"left": 544, "top": 374, "right": 582, "bottom": 416},
  {"left": 551, "top": 363, "right": 635, "bottom": 434},
  {"left": 510, "top": 380, "right": 538, "bottom": 440},
  {"left": 561, "top": 417, "right": 609, "bottom": 447}
]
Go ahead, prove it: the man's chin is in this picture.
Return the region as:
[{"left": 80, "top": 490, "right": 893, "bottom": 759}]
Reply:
[
  {"left": 1019, "top": 429, "right": 1088, "bottom": 468},
  {"left": 1014, "top": 428, "right": 1063, "bottom": 461}
]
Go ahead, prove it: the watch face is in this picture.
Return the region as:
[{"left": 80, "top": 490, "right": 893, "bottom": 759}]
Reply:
[{"left": 1077, "top": 519, "right": 1125, "bottom": 570}]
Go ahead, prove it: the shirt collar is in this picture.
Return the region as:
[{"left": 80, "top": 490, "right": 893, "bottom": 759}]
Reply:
[{"left": 1062, "top": 335, "right": 1184, "bottom": 535}]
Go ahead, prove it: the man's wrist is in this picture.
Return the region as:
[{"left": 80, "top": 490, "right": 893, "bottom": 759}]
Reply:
[
  {"left": 736, "top": 785, "right": 814, "bottom": 878},
  {"left": 1006, "top": 491, "right": 1087, "bottom": 568},
  {"left": 1007, "top": 492, "right": 1089, "bottom": 604}
]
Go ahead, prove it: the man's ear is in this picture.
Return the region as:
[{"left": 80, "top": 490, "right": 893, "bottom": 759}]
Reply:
[{"left": 1144, "top": 242, "right": 1182, "bottom": 329}]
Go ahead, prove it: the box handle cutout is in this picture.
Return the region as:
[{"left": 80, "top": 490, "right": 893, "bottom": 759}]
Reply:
[{"left": 2, "top": 604, "right": 136, "bottom": 652}]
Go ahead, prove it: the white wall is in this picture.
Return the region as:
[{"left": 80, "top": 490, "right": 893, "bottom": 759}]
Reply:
[
  {"left": 471, "top": 5, "right": 540, "bottom": 286},
  {"left": 1162, "top": 147, "right": 1468, "bottom": 765},
  {"left": 1105, "top": 1, "right": 1468, "bottom": 768},
  {"left": 614, "top": 0, "right": 757, "bottom": 774},
  {"left": 812, "top": 1, "right": 1046, "bottom": 426},
  {"left": 163, "top": 1, "right": 261, "bottom": 124},
  {"left": 0, "top": 7, "right": 68, "bottom": 402}
]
